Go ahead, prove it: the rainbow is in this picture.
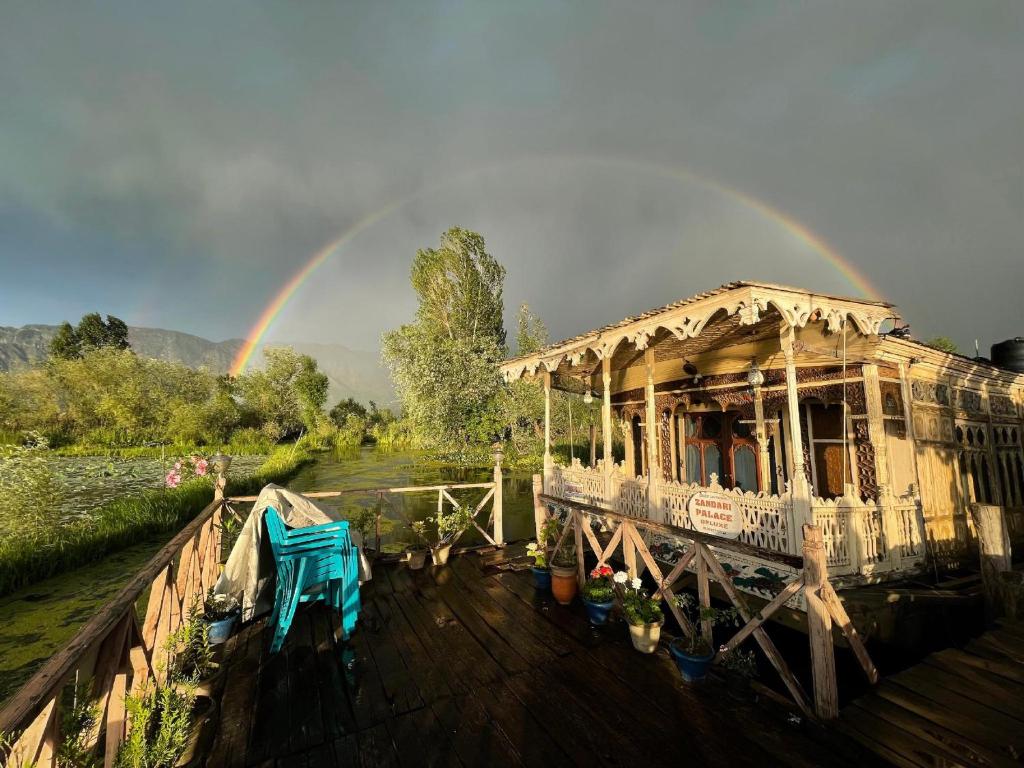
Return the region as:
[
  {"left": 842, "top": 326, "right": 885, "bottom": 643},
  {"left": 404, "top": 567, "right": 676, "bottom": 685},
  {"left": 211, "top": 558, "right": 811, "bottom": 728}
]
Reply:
[{"left": 229, "top": 155, "right": 883, "bottom": 376}]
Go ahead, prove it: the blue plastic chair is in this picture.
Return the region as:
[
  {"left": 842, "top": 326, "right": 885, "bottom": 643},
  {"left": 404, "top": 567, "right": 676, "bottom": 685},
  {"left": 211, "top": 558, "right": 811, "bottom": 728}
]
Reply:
[{"left": 264, "top": 507, "right": 361, "bottom": 653}]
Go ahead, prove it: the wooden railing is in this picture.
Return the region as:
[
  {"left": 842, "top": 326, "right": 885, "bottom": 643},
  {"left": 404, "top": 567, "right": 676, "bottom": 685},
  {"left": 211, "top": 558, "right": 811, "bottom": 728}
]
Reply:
[
  {"left": 0, "top": 495, "right": 230, "bottom": 767},
  {"left": 535, "top": 483, "right": 880, "bottom": 720}
]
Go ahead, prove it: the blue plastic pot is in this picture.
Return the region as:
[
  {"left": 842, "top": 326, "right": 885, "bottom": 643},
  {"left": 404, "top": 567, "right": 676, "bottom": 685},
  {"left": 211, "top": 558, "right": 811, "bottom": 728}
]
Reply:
[
  {"left": 530, "top": 566, "right": 552, "bottom": 591},
  {"left": 669, "top": 638, "right": 715, "bottom": 682},
  {"left": 205, "top": 615, "right": 238, "bottom": 645},
  {"left": 582, "top": 598, "right": 614, "bottom": 626}
]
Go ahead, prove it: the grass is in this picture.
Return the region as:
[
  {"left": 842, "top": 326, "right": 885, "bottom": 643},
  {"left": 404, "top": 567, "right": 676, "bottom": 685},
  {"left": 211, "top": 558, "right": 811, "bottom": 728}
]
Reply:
[{"left": 0, "top": 444, "right": 313, "bottom": 597}]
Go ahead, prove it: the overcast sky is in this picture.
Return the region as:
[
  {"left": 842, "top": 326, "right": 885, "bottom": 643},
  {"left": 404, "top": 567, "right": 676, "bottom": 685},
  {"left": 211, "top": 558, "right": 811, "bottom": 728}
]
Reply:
[{"left": 1, "top": 2, "right": 1021, "bottom": 355}]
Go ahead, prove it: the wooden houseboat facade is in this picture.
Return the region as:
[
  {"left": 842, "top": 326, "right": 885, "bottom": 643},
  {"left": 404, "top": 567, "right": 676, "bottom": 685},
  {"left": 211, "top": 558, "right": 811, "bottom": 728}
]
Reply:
[{"left": 502, "top": 282, "right": 1024, "bottom": 601}]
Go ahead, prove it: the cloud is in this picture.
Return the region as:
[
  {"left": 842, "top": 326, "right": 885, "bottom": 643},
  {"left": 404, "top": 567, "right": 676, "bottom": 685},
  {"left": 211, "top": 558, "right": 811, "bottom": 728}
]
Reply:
[{"left": 0, "top": 1, "right": 1021, "bottom": 351}]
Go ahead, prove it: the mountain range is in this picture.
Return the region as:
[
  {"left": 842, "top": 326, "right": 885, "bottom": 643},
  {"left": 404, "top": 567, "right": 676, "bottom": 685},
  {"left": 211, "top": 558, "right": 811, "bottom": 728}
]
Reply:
[{"left": 0, "top": 324, "right": 395, "bottom": 407}]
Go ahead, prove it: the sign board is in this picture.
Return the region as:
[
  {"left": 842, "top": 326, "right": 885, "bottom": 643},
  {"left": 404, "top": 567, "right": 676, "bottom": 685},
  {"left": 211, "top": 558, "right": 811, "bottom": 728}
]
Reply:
[
  {"left": 686, "top": 491, "right": 742, "bottom": 539},
  {"left": 563, "top": 482, "right": 586, "bottom": 503}
]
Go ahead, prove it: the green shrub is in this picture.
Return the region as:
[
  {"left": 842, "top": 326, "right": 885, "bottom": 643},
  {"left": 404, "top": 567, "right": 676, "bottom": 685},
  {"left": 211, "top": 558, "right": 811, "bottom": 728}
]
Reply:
[
  {"left": 226, "top": 427, "right": 273, "bottom": 455},
  {"left": 116, "top": 683, "right": 195, "bottom": 768}
]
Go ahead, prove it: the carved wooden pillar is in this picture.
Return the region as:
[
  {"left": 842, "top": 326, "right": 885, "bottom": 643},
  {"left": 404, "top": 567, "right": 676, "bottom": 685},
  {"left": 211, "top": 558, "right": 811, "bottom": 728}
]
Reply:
[
  {"left": 753, "top": 387, "right": 772, "bottom": 492},
  {"left": 863, "top": 363, "right": 899, "bottom": 568},
  {"left": 782, "top": 327, "right": 812, "bottom": 549},
  {"left": 601, "top": 356, "right": 614, "bottom": 501},
  {"left": 645, "top": 348, "right": 661, "bottom": 519}
]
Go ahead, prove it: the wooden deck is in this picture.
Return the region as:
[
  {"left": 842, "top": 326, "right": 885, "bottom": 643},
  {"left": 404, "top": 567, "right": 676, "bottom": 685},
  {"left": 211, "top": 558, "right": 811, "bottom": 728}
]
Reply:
[
  {"left": 204, "top": 549, "right": 882, "bottom": 767},
  {"left": 839, "top": 621, "right": 1024, "bottom": 767}
]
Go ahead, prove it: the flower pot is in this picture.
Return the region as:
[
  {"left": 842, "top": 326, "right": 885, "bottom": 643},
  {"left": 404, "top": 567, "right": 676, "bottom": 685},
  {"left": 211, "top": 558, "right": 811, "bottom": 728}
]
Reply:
[
  {"left": 669, "top": 637, "right": 715, "bottom": 682},
  {"left": 205, "top": 615, "right": 237, "bottom": 646},
  {"left": 582, "top": 598, "right": 614, "bottom": 626},
  {"left": 627, "top": 619, "right": 663, "bottom": 654},
  {"left": 431, "top": 544, "right": 452, "bottom": 566},
  {"left": 530, "top": 566, "right": 552, "bottom": 591},
  {"left": 550, "top": 564, "right": 578, "bottom": 605},
  {"left": 406, "top": 548, "right": 428, "bottom": 570}
]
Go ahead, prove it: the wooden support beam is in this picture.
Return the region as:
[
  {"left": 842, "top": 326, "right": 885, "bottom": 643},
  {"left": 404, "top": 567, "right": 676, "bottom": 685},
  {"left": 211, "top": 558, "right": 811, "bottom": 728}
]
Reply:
[
  {"left": 716, "top": 578, "right": 805, "bottom": 659},
  {"left": 699, "top": 542, "right": 813, "bottom": 717},
  {"left": 573, "top": 511, "right": 586, "bottom": 588},
  {"left": 696, "top": 547, "right": 713, "bottom": 647},
  {"left": 532, "top": 475, "right": 546, "bottom": 545},
  {"left": 802, "top": 524, "right": 839, "bottom": 719},
  {"left": 820, "top": 581, "right": 879, "bottom": 684},
  {"left": 652, "top": 548, "right": 696, "bottom": 601}
]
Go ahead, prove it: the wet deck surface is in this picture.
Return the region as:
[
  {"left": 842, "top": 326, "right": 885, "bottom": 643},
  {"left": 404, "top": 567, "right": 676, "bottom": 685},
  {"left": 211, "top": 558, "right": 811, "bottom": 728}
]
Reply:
[
  {"left": 839, "top": 620, "right": 1024, "bottom": 766},
  {"left": 206, "top": 549, "right": 882, "bottom": 767}
]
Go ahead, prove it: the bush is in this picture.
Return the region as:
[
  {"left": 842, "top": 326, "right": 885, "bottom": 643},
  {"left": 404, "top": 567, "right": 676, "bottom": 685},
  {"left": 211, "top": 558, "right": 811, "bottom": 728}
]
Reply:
[{"left": 227, "top": 428, "right": 274, "bottom": 455}]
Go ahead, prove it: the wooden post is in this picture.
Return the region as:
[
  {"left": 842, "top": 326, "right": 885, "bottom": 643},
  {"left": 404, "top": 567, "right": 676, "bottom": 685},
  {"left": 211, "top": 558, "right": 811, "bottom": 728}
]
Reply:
[
  {"left": 574, "top": 510, "right": 585, "bottom": 587},
  {"left": 492, "top": 447, "right": 504, "bottom": 546},
  {"left": 970, "top": 502, "right": 1012, "bottom": 620},
  {"left": 644, "top": 347, "right": 660, "bottom": 493},
  {"left": 375, "top": 493, "right": 383, "bottom": 553},
  {"left": 695, "top": 547, "right": 713, "bottom": 647},
  {"left": 622, "top": 520, "right": 637, "bottom": 579},
  {"left": 589, "top": 424, "right": 597, "bottom": 468},
  {"left": 532, "top": 474, "right": 546, "bottom": 546},
  {"left": 802, "top": 524, "right": 839, "bottom": 719}
]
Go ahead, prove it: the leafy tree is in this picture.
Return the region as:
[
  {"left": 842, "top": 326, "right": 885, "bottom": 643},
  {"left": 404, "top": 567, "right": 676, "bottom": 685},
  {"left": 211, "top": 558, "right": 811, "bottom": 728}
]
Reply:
[
  {"left": 926, "top": 336, "right": 959, "bottom": 354},
  {"left": 236, "top": 347, "right": 328, "bottom": 438},
  {"left": 49, "top": 313, "right": 131, "bottom": 361},
  {"left": 330, "top": 398, "right": 368, "bottom": 426},
  {"left": 49, "top": 322, "right": 82, "bottom": 360},
  {"left": 383, "top": 228, "right": 507, "bottom": 461},
  {"left": 516, "top": 303, "right": 548, "bottom": 355}
]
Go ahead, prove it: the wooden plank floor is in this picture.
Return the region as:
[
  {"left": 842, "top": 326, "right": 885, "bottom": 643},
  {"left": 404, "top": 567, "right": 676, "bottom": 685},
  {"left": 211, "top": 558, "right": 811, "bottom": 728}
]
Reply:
[
  {"left": 206, "top": 550, "right": 883, "bottom": 767},
  {"left": 838, "top": 621, "right": 1024, "bottom": 767}
]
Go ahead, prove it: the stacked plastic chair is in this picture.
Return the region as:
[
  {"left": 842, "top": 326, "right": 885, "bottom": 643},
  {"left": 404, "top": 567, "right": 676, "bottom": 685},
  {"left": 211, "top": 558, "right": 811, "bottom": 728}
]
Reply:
[{"left": 264, "top": 506, "right": 361, "bottom": 653}]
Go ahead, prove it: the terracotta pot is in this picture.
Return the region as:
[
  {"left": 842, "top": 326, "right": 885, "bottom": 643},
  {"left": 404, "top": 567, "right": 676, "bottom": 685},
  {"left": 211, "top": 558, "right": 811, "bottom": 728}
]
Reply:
[
  {"left": 406, "top": 548, "right": 428, "bottom": 570},
  {"left": 431, "top": 544, "right": 452, "bottom": 566},
  {"left": 627, "top": 619, "right": 663, "bottom": 654},
  {"left": 550, "top": 564, "right": 578, "bottom": 605}
]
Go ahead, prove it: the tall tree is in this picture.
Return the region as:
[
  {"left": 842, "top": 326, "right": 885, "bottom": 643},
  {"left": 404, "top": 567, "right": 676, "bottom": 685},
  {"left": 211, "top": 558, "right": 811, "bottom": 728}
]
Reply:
[
  {"left": 383, "top": 227, "right": 507, "bottom": 461},
  {"left": 236, "top": 347, "right": 328, "bottom": 439},
  {"left": 49, "top": 322, "right": 82, "bottom": 360}
]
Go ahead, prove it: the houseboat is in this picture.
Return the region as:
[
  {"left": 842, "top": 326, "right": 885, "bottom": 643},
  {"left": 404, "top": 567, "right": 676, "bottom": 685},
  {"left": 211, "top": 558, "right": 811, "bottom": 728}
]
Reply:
[{"left": 502, "top": 282, "right": 1024, "bottom": 626}]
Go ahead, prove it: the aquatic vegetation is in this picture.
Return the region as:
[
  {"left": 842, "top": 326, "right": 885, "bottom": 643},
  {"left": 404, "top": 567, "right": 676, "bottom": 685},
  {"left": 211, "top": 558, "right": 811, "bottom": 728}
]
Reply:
[{"left": 0, "top": 445, "right": 311, "bottom": 597}]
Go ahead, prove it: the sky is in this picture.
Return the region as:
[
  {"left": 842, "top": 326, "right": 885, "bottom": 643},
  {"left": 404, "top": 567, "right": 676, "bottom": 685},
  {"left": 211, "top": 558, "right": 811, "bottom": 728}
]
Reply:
[{"left": 1, "top": 1, "right": 1021, "bottom": 359}]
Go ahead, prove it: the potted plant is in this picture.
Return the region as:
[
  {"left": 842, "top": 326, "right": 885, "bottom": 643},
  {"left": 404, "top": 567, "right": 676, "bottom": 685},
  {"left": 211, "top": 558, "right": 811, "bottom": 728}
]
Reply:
[
  {"left": 167, "top": 603, "right": 222, "bottom": 698},
  {"left": 408, "top": 501, "right": 473, "bottom": 566},
  {"left": 403, "top": 536, "right": 428, "bottom": 573},
  {"left": 719, "top": 646, "right": 758, "bottom": 697},
  {"left": 203, "top": 591, "right": 240, "bottom": 646},
  {"left": 581, "top": 565, "right": 615, "bottom": 625},
  {"left": 667, "top": 593, "right": 742, "bottom": 683},
  {"left": 615, "top": 571, "right": 663, "bottom": 653},
  {"left": 549, "top": 543, "right": 578, "bottom": 605},
  {"left": 524, "top": 542, "right": 551, "bottom": 590}
]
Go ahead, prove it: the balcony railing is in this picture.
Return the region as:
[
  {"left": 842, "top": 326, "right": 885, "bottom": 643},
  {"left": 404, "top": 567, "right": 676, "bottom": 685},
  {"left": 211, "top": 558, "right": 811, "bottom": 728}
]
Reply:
[{"left": 546, "top": 458, "right": 926, "bottom": 584}]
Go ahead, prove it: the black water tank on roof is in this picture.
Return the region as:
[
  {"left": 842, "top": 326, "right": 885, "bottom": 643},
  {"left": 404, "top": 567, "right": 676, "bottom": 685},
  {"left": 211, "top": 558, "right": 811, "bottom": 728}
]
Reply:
[{"left": 991, "top": 338, "right": 1024, "bottom": 373}]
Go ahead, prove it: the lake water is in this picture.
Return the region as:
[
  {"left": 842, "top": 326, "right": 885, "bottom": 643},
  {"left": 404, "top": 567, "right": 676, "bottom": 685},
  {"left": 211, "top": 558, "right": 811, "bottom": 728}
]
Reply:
[
  {"left": 285, "top": 447, "right": 539, "bottom": 550},
  {"left": 0, "top": 448, "right": 540, "bottom": 704}
]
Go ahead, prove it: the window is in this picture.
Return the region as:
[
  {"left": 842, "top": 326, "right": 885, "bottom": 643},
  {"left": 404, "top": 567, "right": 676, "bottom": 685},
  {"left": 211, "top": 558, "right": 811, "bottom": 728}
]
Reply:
[{"left": 678, "top": 411, "right": 760, "bottom": 490}]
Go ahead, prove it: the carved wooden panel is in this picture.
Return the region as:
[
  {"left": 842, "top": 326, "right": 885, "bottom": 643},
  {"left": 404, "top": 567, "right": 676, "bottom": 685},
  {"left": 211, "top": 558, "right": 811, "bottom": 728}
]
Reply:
[{"left": 854, "top": 420, "right": 878, "bottom": 500}]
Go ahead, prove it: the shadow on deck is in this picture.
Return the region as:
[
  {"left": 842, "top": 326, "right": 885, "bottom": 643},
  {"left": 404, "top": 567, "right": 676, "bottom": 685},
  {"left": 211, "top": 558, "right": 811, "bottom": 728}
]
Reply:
[{"left": 206, "top": 550, "right": 882, "bottom": 767}]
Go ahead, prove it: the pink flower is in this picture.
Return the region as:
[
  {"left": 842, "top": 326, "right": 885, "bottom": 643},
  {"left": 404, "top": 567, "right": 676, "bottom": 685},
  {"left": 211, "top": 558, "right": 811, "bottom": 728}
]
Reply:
[
  {"left": 173, "top": 461, "right": 182, "bottom": 471},
  {"left": 165, "top": 471, "right": 181, "bottom": 488},
  {"left": 194, "top": 459, "right": 209, "bottom": 477}
]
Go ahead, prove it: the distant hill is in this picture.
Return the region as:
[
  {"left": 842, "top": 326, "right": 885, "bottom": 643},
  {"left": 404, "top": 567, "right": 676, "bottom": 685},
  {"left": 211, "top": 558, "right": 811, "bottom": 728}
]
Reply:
[{"left": 0, "top": 324, "right": 394, "bottom": 407}]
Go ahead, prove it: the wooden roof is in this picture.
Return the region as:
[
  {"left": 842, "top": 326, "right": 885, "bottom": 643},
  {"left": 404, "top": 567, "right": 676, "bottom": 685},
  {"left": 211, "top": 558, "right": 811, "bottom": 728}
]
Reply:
[{"left": 502, "top": 281, "right": 896, "bottom": 382}]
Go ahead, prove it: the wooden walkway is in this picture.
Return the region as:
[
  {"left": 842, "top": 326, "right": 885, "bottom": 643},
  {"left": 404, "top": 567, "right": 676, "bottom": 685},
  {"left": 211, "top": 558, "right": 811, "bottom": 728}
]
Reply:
[
  {"left": 206, "top": 550, "right": 883, "bottom": 768},
  {"left": 839, "top": 622, "right": 1024, "bottom": 767}
]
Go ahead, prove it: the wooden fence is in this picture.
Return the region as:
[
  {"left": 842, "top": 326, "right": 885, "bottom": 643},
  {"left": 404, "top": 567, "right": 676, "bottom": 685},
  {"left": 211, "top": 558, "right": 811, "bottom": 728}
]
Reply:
[
  {"left": 0, "top": 494, "right": 230, "bottom": 767},
  {"left": 536, "top": 478, "right": 879, "bottom": 720}
]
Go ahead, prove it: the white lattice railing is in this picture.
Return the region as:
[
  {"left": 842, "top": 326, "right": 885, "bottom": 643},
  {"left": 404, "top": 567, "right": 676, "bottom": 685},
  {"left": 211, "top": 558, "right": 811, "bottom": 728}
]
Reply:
[
  {"left": 545, "top": 460, "right": 926, "bottom": 579},
  {"left": 658, "top": 477, "right": 791, "bottom": 554},
  {"left": 810, "top": 494, "right": 926, "bottom": 577}
]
